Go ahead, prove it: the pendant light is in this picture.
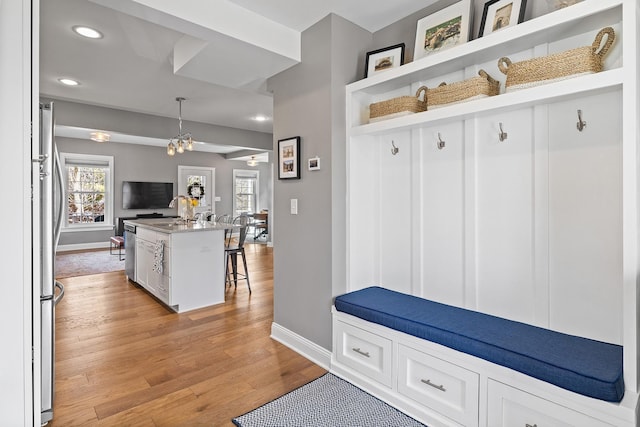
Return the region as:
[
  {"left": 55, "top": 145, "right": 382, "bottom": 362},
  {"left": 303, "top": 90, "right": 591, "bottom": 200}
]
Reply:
[{"left": 167, "top": 97, "right": 194, "bottom": 156}]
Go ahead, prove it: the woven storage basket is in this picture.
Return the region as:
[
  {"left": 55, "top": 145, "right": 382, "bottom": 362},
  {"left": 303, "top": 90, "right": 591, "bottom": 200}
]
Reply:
[
  {"left": 369, "top": 86, "right": 428, "bottom": 123},
  {"left": 426, "top": 69, "right": 500, "bottom": 109},
  {"left": 498, "top": 27, "right": 615, "bottom": 92}
]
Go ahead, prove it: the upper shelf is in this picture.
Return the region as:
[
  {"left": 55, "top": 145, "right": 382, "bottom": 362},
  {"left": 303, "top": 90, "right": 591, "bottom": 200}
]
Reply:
[
  {"left": 350, "top": 69, "right": 623, "bottom": 137},
  {"left": 347, "top": 0, "right": 623, "bottom": 97}
]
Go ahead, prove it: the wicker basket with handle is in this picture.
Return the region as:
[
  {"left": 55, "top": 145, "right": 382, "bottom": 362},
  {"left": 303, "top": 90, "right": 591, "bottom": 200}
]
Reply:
[
  {"left": 498, "top": 27, "right": 615, "bottom": 92},
  {"left": 427, "top": 69, "right": 500, "bottom": 109},
  {"left": 369, "top": 86, "right": 428, "bottom": 123}
]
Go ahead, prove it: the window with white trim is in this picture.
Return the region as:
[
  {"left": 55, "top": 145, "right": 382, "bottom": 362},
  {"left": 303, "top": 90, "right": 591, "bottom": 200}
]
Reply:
[
  {"left": 60, "top": 153, "right": 114, "bottom": 230},
  {"left": 233, "top": 169, "right": 259, "bottom": 217}
]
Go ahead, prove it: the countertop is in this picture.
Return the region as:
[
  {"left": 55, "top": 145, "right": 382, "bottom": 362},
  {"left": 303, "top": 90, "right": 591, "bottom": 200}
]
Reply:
[{"left": 123, "top": 218, "right": 237, "bottom": 234}]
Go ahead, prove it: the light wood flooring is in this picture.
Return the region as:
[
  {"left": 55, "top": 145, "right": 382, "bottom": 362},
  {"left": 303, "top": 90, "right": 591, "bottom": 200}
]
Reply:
[{"left": 50, "top": 243, "right": 326, "bottom": 426}]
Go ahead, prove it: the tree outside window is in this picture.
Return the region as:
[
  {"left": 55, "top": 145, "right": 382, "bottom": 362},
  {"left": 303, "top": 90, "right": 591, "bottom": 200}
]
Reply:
[{"left": 66, "top": 166, "right": 106, "bottom": 223}]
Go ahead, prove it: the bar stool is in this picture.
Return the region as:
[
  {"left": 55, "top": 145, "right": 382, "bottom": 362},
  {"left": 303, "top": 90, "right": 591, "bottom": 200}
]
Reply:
[
  {"left": 224, "top": 215, "right": 251, "bottom": 293},
  {"left": 110, "top": 236, "right": 125, "bottom": 261}
]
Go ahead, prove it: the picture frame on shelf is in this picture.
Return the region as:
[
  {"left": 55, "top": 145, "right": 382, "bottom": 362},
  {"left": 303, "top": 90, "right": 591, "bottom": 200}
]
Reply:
[
  {"left": 413, "top": 0, "right": 472, "bottom": 61},
  {"left": 278, "top": 136, "right": 301, "bottom": 179},
  {"left": 478, "top": 0, "right": 527, "bottom": 38},
  {"left": 364, "top": 43, "right": 405, "bottom": 78}
]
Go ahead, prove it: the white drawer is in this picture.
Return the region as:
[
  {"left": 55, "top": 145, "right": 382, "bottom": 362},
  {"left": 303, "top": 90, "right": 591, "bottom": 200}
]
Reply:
[
  {"left": 487, "top": 380, "right": 615, "bottom": 427},
  {"left": 136, "top": 227, "right": 156, "bottom": 242},
  {"left": 334, "top": 320, "right": 392, "bottom": 387},
  {"left": 398, "top": 344, "right": 479, "bottom": 427}
]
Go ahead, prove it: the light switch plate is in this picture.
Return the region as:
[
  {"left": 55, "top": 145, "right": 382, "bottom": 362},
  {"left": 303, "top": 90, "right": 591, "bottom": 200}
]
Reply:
[{"left": 290, "top": 198, "right": 298, "bottom": 215}]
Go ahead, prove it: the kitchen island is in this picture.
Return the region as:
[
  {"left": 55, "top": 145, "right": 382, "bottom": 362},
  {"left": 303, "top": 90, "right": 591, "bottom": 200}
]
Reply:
[{"left": 124, "top": 218, "right": 235, "bottom": 313}]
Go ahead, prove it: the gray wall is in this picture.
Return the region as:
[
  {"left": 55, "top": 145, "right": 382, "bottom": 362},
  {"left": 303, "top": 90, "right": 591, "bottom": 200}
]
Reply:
[
  {"left": 268, "top": 14, "right": 371, "bottom": 350},
  {"left": 56, "top": 135, "right": 272, "bottom": 247}
]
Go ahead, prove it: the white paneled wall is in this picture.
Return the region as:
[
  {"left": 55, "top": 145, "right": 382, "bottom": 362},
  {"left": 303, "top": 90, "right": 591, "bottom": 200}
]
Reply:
[
  {"left": 547, "top": 90, "right": 623, "bottom": 343},
  {"left": 348, "top": 93, "right": 623, "bottom": 345}
]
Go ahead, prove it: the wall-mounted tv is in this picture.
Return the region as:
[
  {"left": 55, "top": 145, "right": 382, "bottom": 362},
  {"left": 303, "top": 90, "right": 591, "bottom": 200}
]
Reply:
[{"left": 122, "top": 181, "right": 173, "bottom": 209}]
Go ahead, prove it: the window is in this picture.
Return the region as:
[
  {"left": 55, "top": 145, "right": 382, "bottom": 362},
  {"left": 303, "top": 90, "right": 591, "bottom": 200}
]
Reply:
[
  {"left": 59, "top": 153, "right": 114, "bottom": 230},
  {"left": 233, "top": 170, "right": 259, "bottom": 217}
]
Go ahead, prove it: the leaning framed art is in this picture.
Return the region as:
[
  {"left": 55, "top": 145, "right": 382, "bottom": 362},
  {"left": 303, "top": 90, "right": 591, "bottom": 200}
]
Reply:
[
  {"left": 478, "top": 0, "right": 527, "bottom": 38},
  {"left": 364, "top": 43, "right": 405, "bottom": 78},
  {"left": 413, "top": 0, "right": 472, "bottom": 61},
  {"left": 278, "top": 136, "right": 301, "bottom": 179}
]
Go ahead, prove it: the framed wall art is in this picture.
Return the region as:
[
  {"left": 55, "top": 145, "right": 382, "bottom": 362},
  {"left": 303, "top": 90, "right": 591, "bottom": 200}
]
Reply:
[
  {"left": 364, "top": 43, "right": 405, "bottom": 78},
  {"left": 413, "top": 0, "right": 472, "bottom": 61},
  {"left": 308, "top": 156, "right": 320, "bottom": 171},
  {"left": 478, "top": 0, "right": 527, "bottom": 38},
  {"left": 278, "top": 136, "right": 301, "bottom": 179}
]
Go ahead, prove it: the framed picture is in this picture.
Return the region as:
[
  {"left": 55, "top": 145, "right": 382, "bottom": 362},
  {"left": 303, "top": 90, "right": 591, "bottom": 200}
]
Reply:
[
  {"left": 413, "top": 0, "right": 472, "bottom": 61},
  {"left": 364, "top": 43, "right": 405, "bottom": 78},
  {"left": 478, "top": 0, "right": 527, "bottom": 38},
  {"left": 308, "top": 157, "right": 320, "bottom": 171},
  {"left": 278, "top": 136, "right": 301, "bottom": 179}
]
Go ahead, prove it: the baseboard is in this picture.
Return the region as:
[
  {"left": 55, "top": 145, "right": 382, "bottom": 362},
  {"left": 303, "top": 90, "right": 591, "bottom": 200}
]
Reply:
[
  {"left": 271, "top": 322, "right": 331, "bottom": 370},
  {"left": 57, "top": 241, "right": 110, "bottom": 253}
]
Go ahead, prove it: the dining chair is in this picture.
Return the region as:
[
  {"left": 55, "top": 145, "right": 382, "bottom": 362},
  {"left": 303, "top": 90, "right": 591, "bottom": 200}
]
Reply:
[
  {"left": 224, "top": 214, "right": 251, "bottom": 293},
  {"left": 251, "top": 211, "right": 268, "bottom": 241}
]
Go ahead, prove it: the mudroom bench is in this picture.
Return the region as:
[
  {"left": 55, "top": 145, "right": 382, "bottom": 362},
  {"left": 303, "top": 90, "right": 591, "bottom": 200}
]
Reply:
[{"left": 331, "top": 287, "right": 636, "bottom": 427}]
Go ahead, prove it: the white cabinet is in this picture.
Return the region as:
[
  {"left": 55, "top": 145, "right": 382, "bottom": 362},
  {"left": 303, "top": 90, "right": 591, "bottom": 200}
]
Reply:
[
  {"left": 130, "top": 224, "right": 226, "bottom": 312},
  {"left": 487, "top": 380, "right": 615, "bottom": 427},
  {"left": 398, "top": 344, "right": 479, "bottom": 427},
  {"left": 341, "top": 0, "right": 639, "bottom": 425},
  {"left": 135, "top": 228, "right": 171, "bottom": 305},
  {"left": 334, "top": 320, "right": 392, "bottom": 387}
]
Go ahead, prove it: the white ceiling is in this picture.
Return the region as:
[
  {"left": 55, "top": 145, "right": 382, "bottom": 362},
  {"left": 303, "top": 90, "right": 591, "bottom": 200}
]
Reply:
[{"left": 40, "top": 0, "right": 437, "bottom": 153}]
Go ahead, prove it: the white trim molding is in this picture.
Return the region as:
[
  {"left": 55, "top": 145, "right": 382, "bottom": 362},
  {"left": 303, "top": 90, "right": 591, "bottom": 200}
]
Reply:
[{"left": 270, "top": 322, "right": 331, "bottom": 370}]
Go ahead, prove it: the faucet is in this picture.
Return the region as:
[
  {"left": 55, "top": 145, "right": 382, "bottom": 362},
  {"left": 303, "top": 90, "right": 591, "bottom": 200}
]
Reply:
[{"left": 194, "top": 211, "right": 211, "bottom": 225}]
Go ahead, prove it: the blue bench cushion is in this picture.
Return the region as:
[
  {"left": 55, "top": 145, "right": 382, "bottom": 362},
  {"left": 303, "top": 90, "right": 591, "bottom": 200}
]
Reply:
[{"left": 334, "top": 286, "right": 624, "bottom": 402}]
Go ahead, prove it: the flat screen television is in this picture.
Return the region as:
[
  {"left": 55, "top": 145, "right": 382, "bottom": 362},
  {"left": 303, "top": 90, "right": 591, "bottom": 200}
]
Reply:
[{"left": 122, "top": 181, "right": 173, "bottom": 209}]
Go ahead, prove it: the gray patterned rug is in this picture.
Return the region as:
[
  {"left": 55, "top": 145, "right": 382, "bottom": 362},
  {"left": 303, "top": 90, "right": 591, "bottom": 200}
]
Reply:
[
  {"left": 55, "top": 249, "right": 125, "bottom": 278},
  {"left": 232, "top": 373, "right": 426, "bottom": 427}
]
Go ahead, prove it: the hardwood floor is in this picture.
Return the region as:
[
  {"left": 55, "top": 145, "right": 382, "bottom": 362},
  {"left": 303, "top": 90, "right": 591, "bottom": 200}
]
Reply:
[{"left": 50, "top": 243, "right": 326, "bottom": 426}]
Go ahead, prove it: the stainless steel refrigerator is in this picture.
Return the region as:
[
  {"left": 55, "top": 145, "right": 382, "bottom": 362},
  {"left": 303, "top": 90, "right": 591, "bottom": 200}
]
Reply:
[{"left": 35, "top": 102, "right": 65, "bottom": 425}]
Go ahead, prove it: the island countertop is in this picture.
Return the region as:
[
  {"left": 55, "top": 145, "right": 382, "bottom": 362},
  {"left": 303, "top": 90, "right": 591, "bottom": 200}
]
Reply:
[{"left": 123, "top": 217, "right": 238, "bottom": 234}]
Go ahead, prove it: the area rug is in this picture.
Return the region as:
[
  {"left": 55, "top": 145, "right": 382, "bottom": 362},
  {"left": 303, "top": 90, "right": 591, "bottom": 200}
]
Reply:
[
  {"left": 55, "top": 249, "right": 125, "bottom": 279},
  {"left": 232, "top": 373, "right": 426, "bottom": 427}
]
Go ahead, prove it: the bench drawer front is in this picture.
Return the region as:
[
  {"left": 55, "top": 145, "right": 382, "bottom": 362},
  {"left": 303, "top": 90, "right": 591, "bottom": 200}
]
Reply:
[
  {"left": 398, "top": 344, "right": 479, "bottom": 427},
  {"left": 487, "top": 380, "right": 614, "bottom": 427},
  {"left": 335, "top": 320, "right": 392, "bottom": 387}
]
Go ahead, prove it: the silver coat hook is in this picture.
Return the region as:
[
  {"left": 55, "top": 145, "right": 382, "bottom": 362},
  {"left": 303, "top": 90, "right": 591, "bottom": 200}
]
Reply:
[
  {"left": 437, "top": 133, "right": 445, "bottom": 150},
  {"left": 499, "top": 123, "right": 508, "bottom": 142},
  {"left": 576, "top": 109, "right": 587, "bottom": 132},
  {"left": 391, "top": 141, "right": 399, "bottom": 155}
]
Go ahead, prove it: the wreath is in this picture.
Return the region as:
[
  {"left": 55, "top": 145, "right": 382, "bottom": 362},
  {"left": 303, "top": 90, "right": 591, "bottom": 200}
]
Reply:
[{"left": 187, "top": 182, "right": 204, "bottom": 199}]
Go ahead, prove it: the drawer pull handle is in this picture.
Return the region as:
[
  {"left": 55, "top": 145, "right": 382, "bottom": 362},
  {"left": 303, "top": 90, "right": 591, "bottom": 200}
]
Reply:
[
  {"left": 421, "top": 379, "right": 446, "bottom": 392},
  {"left": 525, "top": 425, "right": 538, "bottom": 427},
  {"left": 352, "top": 347, "right": 370, "bottom": 358}
]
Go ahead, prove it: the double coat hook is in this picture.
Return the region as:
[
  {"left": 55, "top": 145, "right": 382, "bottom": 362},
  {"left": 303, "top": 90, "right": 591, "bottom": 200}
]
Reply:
[
  {"left": 498, "top": 123, "right": 508, "bottom": 142},
  {"left": 576, "top": 110, "right": 587, "bottom": 132},
  {"left": 437, "top": 133, "right": 445, "bottom": 150},
  {"left": 391, "top": 140, "right": 399, "bottom": 155}
]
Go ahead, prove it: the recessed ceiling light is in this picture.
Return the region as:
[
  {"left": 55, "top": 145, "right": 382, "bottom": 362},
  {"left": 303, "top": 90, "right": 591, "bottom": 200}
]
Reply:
[
  {"left": 72, "top": 25, "right": 103, "bottom": 39},
  {"left": 58, "top": 78, "right": 80, "bottom": 86},
  {"left": 253, "top": 115, "right": 269, "bottom": 122}
]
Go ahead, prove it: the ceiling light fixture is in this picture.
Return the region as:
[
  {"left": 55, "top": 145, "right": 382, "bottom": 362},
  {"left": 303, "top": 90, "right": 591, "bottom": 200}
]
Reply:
[
  {"left": 167, "top": 97, "right": 194, "bottom": 156},
  {"left": 72, "top": 25, "right": 103, "bottom": 39},
  {"left": 247, "top": 156, "right": 258, "bottom": 167},
  {"left": 58, "top": 78, "right": 80, "bottom": 86},
  {"left": 253, "top": 115, "right": 268, "bottom": 122},
  {"left": 90, "top": 131, "right": 110, "bottom": 142}
]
